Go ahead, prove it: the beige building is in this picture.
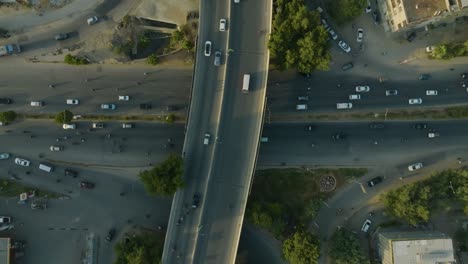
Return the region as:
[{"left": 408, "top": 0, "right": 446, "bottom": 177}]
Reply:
[
  {"left": 382, "top": 0, "right": 464, "bottom": 31},
  {"left": 377, "top": 231, "right": 456, "bottom": 264}
]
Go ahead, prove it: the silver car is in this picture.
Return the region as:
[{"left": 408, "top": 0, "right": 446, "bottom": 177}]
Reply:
[
  {"left": 214, "top": 51, "right": 221, "bottom": 66},
  {"left": 338, "top": 40, "right": 351, "bottom": 53},
  {"left": 0, "top": 153, "right": 10, "bottom": 160}
]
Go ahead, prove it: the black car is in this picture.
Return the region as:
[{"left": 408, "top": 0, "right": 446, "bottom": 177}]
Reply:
[
  {"left": 367, "top": 176, "right": 383, "bottom": 187},
  {"left": 140, "top": 103, "right": 152, "bottom": 110},
  {"left": 332, "top": 133, "right": 346, "bottom": 140},
  {"left": 0, "top": 98, "right": 12, "bottom": 104},
  {"left": 406, "top": 32, "right": 416, "bottom": 42},
  {"left": 54, "top": 33, "right": 69, "bottom": 41},
  {"left": 369, "top": 123, "right": 385, "bottom": 129},
  {"left": 413, "top": 123, "right": 428, "bottom": 129},
  {"left": 461, "top": 73, "right": 468, "bottom": 79},
  {"left": 80, "top": 181, "right": 95, "bottom": 189},
  {"left": 106, "top": 228, "right": 116, "bottom": 242},
  {"left": 64, "top": 169, "right": 78, "bottom": 178},
  {"left": 418, "top": 74, "right": 431, "bottom": 80},
  {"left": 372, "top": 11, "right": 380, "bottom": 23},
  {"left": 192, "top": 194, "right": 200, "bottom": 209},
  {"left": 341, "top": 62, "right": 353, "bottom": 71}
]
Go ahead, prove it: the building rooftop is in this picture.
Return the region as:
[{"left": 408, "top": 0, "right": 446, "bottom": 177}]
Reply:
[
  {"left": 403, "top": 0, "right": 448, "bottom": 23},
  {"left": 392, "top": 238, "right": 455, "bottom": 264}
]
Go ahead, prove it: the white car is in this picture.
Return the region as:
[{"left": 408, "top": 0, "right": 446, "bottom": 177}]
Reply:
[
  {"left": 0, "top": 216, "right": 11, "bottom": 224},
  {"left": 409, "top": 98, "right": 422, "bottom": 105},
  {"left": 92, "top": 122, "right": 104, "bottom": 129},
  {"left": 338, "top": 40, "right": 351, "bottom": 53},
  {"left": 101, "top": 104, "right": 116, "bottom": 110},
  {"left": 426, "top": 90, "right": 438, "bottom": 96},
  {"left": 0, "top": 153, "right": 10, "bottom": 160},
  {"left": 204, "top": 41, "right": 212, "bottom": 56},
  {"left": 50, "top": 146, "right": 63, "bottom": 151},
  {"left": 428, "top": 132, "right": 439, "bottom": 138},
  {"left": 118, "top": 95, "right": 130, "bottom": 101},
  {"left": 356, "top": 86, "right": 370, "bottom": 92},
  {"left": 122, "top": 123, "right": 133, "bottom": 129},
  {"left": 408, "top": 162, "right": 423, "bottom": 171},
  {"left": 356, "top": 28, "right": 364, "bottom": 42},
  {"left": 30, "top": 101, "right": 43, "bottom": 106},
  {"left": 328, "top": 29, "right": 338, "bottom": 40},
  {"left": 66, "top": 99, "right": 79, "bottom": 105},
  {"left": 62, "top": 123, "right": 76, "bottom": 129},
  {"left": 87, "top": 16, "right": 99, "bottom": 25},
  {"left": 365, "top": 5, "right": 372, "bottom": 13},
  {"left": 204, "top": 133, "right": 211, "bottom": 145},
  {"left": 425, "top": 46, "right": 435, "bottom": 53},
  {"left": 15, "top": 158, "right": 30, "bottom": 167},
  {"left": 219, "top": 19, "right": 227, "bottom": 31},
  {"left": 349, "top": 94, "right": 361, "bottom": 100},
  {"left": 361, "top": 219, "right": 371, "bottom": 232}
]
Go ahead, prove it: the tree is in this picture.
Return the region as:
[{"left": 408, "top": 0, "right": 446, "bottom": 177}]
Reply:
[
  {"left": 269, "top": 0, "right": 330, "bottom": 74},
  {"left": 54, "top": 110, "right": 73, "bottom": 124},
  {"left": 382, "top": 184, "right": 430, "bottom": 225},
  {"left": 282, "top": 230, "right": 320, "bottom": 264},
  {"left": 327, "top": 0, "right": 367, "bottom": 25},
  {"left": 114, "top": 232, "right": 164, "bottom": 264},
  {"left": 330, "top": 228, "right": 370, "bottom": 264},
  {"left": 0, "top": 111, "right": 16, "bottom": 123},
  {"left": 147, "top": 54, "right": 158, "bottom": 65},
  {"left": 139, "top": 154, "right": 184, "bottom": 196}
]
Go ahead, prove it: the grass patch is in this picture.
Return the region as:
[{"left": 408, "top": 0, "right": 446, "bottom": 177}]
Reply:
[
  {"left": 247, "top": 168, "right": 367, "bottom": 240},
  {"left": 0, "top": 180, "right": 60, "bottom": 198}
]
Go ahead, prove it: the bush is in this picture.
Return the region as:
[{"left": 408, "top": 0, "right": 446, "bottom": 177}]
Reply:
[
  {"left": 114, "top": 232, "right": 164, "bottom": 264},
  {"left": 147, "top": 54, "right": 158, "bottom": 65},
  {"left": 64, "top": 54, "right": 89, "bottom": 65},
  {"left": 112, "top": 41, "right": 134, "bottom": 56},
  {"left": 430, "top": 41, "right": 468, "bottom": 60},
  {"left": 330, "top": 228, "right": 370, "bottom": 264},
  {"left": 138, "top": 154, "right": 184, "bottom": 196},
  {"left": 0, "top": 111, "right": 16, "bottom": 123},
  {"left": 282, "top": 230, "right": 320, "bottom": 264},
  {"left": 138, "top": 33, "right": 151, "bottom": 49},
  {"left": 327, "top": 0, "right": 367, "bottom": 25},
  {"left": 164, "top": 114, "right": 175, "bottom": 124},
  {"left": 54, "top": 110, "right": 73, "bottom": 124}
]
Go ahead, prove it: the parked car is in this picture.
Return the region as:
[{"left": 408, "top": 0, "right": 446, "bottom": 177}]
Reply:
[
  {"left": 356, "top": 86, "right": 370, "bottom": 92},
  {"left": 408, "top": 162, "right": 423, "bottom": 171},
  {"left": 349, "top": 94, "right": 361, "bottom": 100},
  {"left": 372, "top": 11, "right": 380, "bottom": 23},
  {"left": 341, "top": 62, "right": 353, "bottom": 71},
  {"left": 140, "top": 103, "right": 152, "bottom": 109},
  {"left": 219, "top": 19, "right": 227, "bottom": 31},
  {"left": 0, "top": 98, "right": 12, "bottom": 104},
  {"left": 118, "top": 95, "right": 130, "bottom": 101},
  {"left": 87, "top": 16, "right": 99, "bottom": 25},
  {"left": 80, "top": 181, "right": 95, "bottom": 189},
  {"left": 367, "top": 176, "right": 383, "bottom": 187},
  {"left": 106, "top": 228, "right": 116, "bottom": 242},
  {"left": 321, "top": 18, "right": 329, "bottom": 30},
  {"left": 409, "top": 98, "right": 422, "bottom": 105},
  {"left": 92, "top": 122, "right": 104, "bottom": 129},
  {"left": 49, "top": 146, "right": 63, "bottom": 152},
  {"left": 338, "top": 40, "right": 351, "bottom": 53},
  {"left": 418, "top": 74, "right": 431, "bottom": 80},
  {"left": 0, "top": 153, "right": 10, "bottom": 160},
  {"left": 55, "top": 33, "right": 69, "bottom": 41},
  {"left": 0, "top": 216, "right": 11, "bottom": 224},
  {"left": 356, "top": 28, "right": 364, "bottom": 42},
  {"left": 62, "top": 123, "right": 76, "bottom": 129},
  {"left": 365, "top": 5, "right": 372, "bottom": 13},
  {"left": 101, "top": 104, "right": 116, "bottom": 110},
  {"left": 385, "top": 90, "right": 398, "bottom": 96},
  {"left": 14, "top": 158, "right": 30, "bottom": 167},
  {"left": 361, "top": 219, "right": 372, "bottom": 232},
  {"left": 426, "top": 90, "right": 438, "bottom": 96},
  {"left": 65, "top": 169, "right": 78, "bottom": 177},
  {"left": 425, "top": 46, "right": 435, "bottom": 53},
  {"left": 407, "top": 32, "right": 416, "bottom": 42},
  {"left": 66, "top": 99, "right": 79, "bottom": 105},
  {"left": 204, "top": 41, "right": 212, "bottom": 56},
  {"left": 328, "top": 29, "right": 338, "bottom": 40}
]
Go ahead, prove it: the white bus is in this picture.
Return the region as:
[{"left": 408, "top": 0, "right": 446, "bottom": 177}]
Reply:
[{"left": 242, "top": 74, "right": 250, "bottom": 93}]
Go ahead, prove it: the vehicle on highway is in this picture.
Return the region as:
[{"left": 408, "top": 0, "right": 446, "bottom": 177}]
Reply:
[
  {"left": 30, "top": 101, "right": 43, "bottom": 106},
  {"left": 418, "top": 74, "right": 431, "bottom": 80},
  {"left": 413, "top": 123, "right": 428, "bottom": 129},
  {"left": 242, "top": 74, "right": 250, "bottom": 93},
  {"left": 192, "top": 194, "right": 200, "bottom": 209},
  {"left": 461, "top": 73, "right": 468, "bottom": 79},
  {"left": 407, "top": 32, "right": 416, "bottom": 42},
  {"left": 219, "top": 19, "right": 227, "bottom": 31},
  {"left": 106, "top": 228, "right": 116, "bottom": 242},
  {"left": 118, "top": 95, "right": 130, "bottom": 101},
  {"left": 66, "top": 99, "right": 79, "bottom": 105},
  {"left": 306, "top": 125, "right": 315, "bottom": 131},
  {"left": 361, "top": 219, "right": 371, "bottom": 232},
  {"left": 409, "top": 98, "right": 422, "bottom": 105},
  {"left": 65, "top": 169, "right": 78, "bottom": 177},
  {"left": 341, "top": 62, "right": 353, "bottom": 71},
  {"left": 356, "top": 28, "right": 364, "bottom": 42},
  {"left": 50, "top": 146, "right": 63, "bottom": 152},
  {"left": 408, "top": 162, "right": 423, "bottom": 171},
  {"left": 338, "top": 40, "right": 351, "bottom": 53},
  {"left": 62, "top": 123, "right": 76, "bottom": 129},
  {"left": 367, "top": 176, "right": 383, "bottom": 187},
  {"left": 87, "top": 16, "right": 99, "bottom": 25},
  {"left": 0, "top": 98, "right": 12, "bottom": 104},
  {"left": 122, "top": 123, "right": 133, "bottom": 128},
  {"left": 385, "top": 89, "right": 398, "bottom": 96},
  {"left": 80, "top": 181, "right": 95, "bottom": 189},
  {"left": 298, "top": 96, "right": 309, "bottom": 101},
  {"left": 0, "top": 216, "right": 11, "bottom": 224},
  {"left": 349, "top": 94, "right": 360, "bottom": 100},
  {"left": 204, "top": 133, "right": 211, "bottom": 145},
  {"left": 428, "top": 132, "right": 439, "bottom": 138},
  {"left": 260, "top": 137, "right": 269, "bottom": 143},
  {"left": 214, "top": 51, "right": 222, "bottom": 66},
  {"left": 92, "top": 122, "right": 104, "bottom": 129},
  {"left": 55, "top": 33, "right": 69, "bottom": 41},
  {"left": 296, "top": 104, "right": 308, "bottom": 110},
  {"left": 140, "top": 103, "right": 152, "bottom": 109},
  {"left": 332, "top": 132, "right": 346, "bottom": 140},
  {"left": 204, "top": 41, "right": 212, "bottom": 56},
  {"left": 425, "top": 46, "right": 434, "bottom": 53},
  {"left": 15, "top": 158, "right": 30, "bottom": 167},
  {"left": 356, "top": 86, "right": 370, "bottom": 92},
  {"left": 336, "top": 103, "right": 352, "bottom": 109},
  {"left": 426, "top": 90, "right": 438, "bottom": 96},
  {"left": 0, "top": 153, "right": 9, "bottom": 160},
  {"left": 369, "top": 123, "right": 385, "bottom": 129},
  {"left": 39, "top": 163, "right": 54, "bottom": 173},
  {"left": 101, "top": 103, "right": 116, "bottom": 110},
  {"left": 328, "top": 29, "right": 338, "bottom": 40}
]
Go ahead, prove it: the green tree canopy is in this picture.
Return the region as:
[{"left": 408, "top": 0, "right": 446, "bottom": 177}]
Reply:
[
  {"left": 269, "top": 0, "right": 330, "bottom": 74},
  {"left": 114, "top": 232, "right": 163, "bottom": 264},
  {"left": 139, "top": 154, "right": 184, "bottom": 196},
  {"left": 330, "top": 228, "right": 370, "bottom": 264},
  {"left": 0, "top": 111, "right": 17, "bottom": 123},
  {"left": 147, "top": 54, "right": 158, "bottom": 65},
  {"left": 282, "top": 230, "right": 320, "bottom": 264},
  {"left": 54, "top": 110, "right": 73, "bottom": 124},
  {"left": 327, "top": 0, "right": 367, "bottom": 25}
]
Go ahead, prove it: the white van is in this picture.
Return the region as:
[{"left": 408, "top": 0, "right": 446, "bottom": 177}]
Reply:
[
  {"left": 296, "top": 104, "right": 308, "bottom": 110},
  {"left": 242, "top": 74, "right": 250, "bottom": 93},
  {"left": 336, "top": 103, "right": 353, "bottom": 109},
  {"left": 39, "top": 163, "right": 54, "bottom": 172},
  {"left": 30, "top": 101, "right": 43, "bottom": 106}
]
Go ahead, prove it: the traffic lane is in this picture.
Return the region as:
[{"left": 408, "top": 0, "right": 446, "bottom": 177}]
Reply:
[{"left": 258, "top": 121, "right": 468, "bottom": 166}]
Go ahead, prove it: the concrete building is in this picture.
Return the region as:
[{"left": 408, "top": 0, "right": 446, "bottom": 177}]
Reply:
[
  {"left": 0, "top": 238, "right": 10, "bottom": 264},
  {"left": 377, "top": 231, "right": 456, "bottom": 264},
  {"left": 381, "top": 0, "right": 464, "bottom": 32}
]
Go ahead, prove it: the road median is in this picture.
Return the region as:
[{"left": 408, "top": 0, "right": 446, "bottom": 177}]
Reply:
[{"left": 15, "top": 113, "right": 185, "bottom": 123}]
